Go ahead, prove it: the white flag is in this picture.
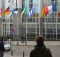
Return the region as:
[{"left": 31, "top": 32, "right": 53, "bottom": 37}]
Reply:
[{"left": 29, "top": 5, "right": 36, "bottom": 17}]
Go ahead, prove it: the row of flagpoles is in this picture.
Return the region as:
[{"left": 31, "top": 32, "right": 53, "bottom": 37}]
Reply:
[
  {"left": 0, "top": 7, "right": 10, "bottom": 16},
  {"left": 0, "top": 0, "right": 18, "bottom": 17},
  {"left": 0, "top": 0, "right": 57, "bottom": 36},
  {"left": 0, "top": 2, "right": 56, "bottom": 19},
  {"left": 21, "top": 4, "right": 36, "bottom": 18},
  {"left": 41, "top": 3, "right": 56, "bottom": 18},
  {"left": 21, "top": 2, "right": 56, "bottom": 19},
  {"left": 0, "top": 7, "right": 18, "bottom": 16}
]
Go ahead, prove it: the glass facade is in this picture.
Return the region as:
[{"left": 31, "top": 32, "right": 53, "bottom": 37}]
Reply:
[
  {"left": 43, "top": 0, "right": 60, "bottom": 40},
  {"left": 2, "top": 0, "right": 12, "bottom": 36},
  {"left": 0, "top": 0, "right": 60, "bottom": 40},
  {"left": 1, "top": 0, "right": 20, "bottom": 37},
  {"left": 22, "top": 0, "right": 39, "bottom": 40},
  {"left": 22, "top": 0, "right": 60, "bottom": 40}
]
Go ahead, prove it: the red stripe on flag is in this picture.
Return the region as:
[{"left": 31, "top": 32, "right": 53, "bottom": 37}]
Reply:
[
  {"left": 0, "top": 8, "right": 2, "bottom": 15},
  {"left": 44, "top": 5, "right": 49, "bottom": 15},
  {"left": 2, "top": 7, "right": 10, "bottom": 15}
]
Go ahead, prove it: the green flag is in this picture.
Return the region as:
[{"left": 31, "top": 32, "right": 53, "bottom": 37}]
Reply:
[
  {"left": 21, "top": 7, "right": 27, "bottom": 18},
  {"left": 23, "top": 7, "right": 27, "bottom": 15}
]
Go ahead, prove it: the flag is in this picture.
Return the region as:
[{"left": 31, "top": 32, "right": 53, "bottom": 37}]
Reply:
[
  {"left": 12, "top": 8, "right": 18, "bottom": 14},
  {"left": 40, "top": 3, "right": 56, "bottom": 18},
  {"left": 0, "top": 8, "right": 2, "bottom": 15},
  {"left": 48, "top": 3, "right": 56, "bottom": 14},
  {"left": 14, "top": 8, "right": 18, "bottom": 13},
  {"left": 2, "top": 7, "right": 10, "bottom": 15},
  {"left": 40, "top": 6, "right": 45, "bottom": 19},
  {"left": 44, "top": 5, "right": 48, "bottom": 15},
  {"left": 52, "top": 3, "right": 56, "bottom": 12},
  {"left": 7, "top": 11, "right": 13, "bottom": 17},
  {"left": 48, "top": 5, "right": 52, "bottom": 14},
  {"left": 21, "top": 7, "right": 27, "bottom": 18},
  {"left": 8, "top": 7, "right": 18, "bottom": 17},
  {"left": 32, "top": 14, "right": 36, "bottom": 18},
  {"left": 29, "top": 5, "right": 36, "bottom": 17}
]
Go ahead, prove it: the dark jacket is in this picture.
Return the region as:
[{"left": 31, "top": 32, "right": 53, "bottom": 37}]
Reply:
[
  {"left": 30, "top": 44, "right": 52, "bottom": 57},
  {"left": 21, "top": 35, "right": 26, "bottom": 41},
  {"left": 0, "top": 41, "right": 5, "bottom": 51}
]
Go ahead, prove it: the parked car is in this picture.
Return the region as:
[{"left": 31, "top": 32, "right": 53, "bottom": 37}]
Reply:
[{"left": 4, "top": 41, "right": 11, "bottom": 51}]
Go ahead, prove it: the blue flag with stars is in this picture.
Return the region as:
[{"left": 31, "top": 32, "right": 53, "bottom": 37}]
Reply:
[{"left": 52, "top": 3, "right": 56, "bottom": 12}]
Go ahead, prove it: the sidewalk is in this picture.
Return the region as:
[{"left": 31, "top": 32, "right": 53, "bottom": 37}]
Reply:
[
  {"left": 4, "top": 41, "right": 60, "bottom": 57},
  {"left": 11, "top": 41, "right": 60, "bottom": 46},
  {"left": 4, "top": 54, "right": 23, "bottom": 57},
  {"left": 4, "top": 53, "right": 28, "bottom": 57}
]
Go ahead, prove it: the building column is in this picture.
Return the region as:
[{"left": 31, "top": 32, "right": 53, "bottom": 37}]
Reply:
[
  {"left": 2, "top": 0, "right": 5, "bottom": 36},
  {"left": 39, "top": 0, "right": 44, "bottom": 35}
]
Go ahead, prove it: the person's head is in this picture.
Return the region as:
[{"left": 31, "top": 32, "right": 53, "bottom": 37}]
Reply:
[{"left": 36, "top": 35, "right": 44, "bottom": 46}]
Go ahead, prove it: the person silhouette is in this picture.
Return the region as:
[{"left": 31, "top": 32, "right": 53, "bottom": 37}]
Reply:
[
  {"left": 21, "top": 34, "right": 27, "bottom": 45},
  {"left": 0, "top": 37, "right": 5, "bottom": 57},
  {"left": 30, "top": 35, "right": 52, "bottom": 57}
]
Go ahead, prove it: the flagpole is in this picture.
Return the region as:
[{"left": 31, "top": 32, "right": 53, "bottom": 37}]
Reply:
[
  {"left": 26, "top": 15, "right": 27, "bottom": 45},
  {"left": 52, "top": 1, "right": 56, "bottom": 40},
  {"left": 16, "top": 0, "right": 17, "bottom": 7},
  {"left": 16, "top": 0, "right": 18, "bottom": 35},
  {"left": 54, "top": 1, "right": 57, "bottom": 40},
  {"left": 35, "top": 14, "right": 37, "bottom": 36},
  {"left": 25, "top": 1, "right": 27, "bottom": 44},
  {"left": 56, "top": 13, "right": 57, "bottom": 40},
  {"left": 16, "top": 0, "right": 19, "bottom": 45}
]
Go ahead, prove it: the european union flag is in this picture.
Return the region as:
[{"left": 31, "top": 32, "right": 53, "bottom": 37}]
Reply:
[{"left": 52, "top": 3, "right": 56, "bottom": 12}]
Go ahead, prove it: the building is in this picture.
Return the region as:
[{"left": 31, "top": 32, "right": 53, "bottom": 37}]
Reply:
[
  {"left": 0, "top": 0, "right": 22, "bottom": 39},
  {"left": 22, "top": 0, "right": 60, "bottom": 40},
  {"left": 0, "top": 0, "right": 60, "bottom": 40}
]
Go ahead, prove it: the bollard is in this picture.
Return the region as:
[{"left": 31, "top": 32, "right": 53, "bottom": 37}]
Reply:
[
  {"left": 23, "top": 51, "right": 25, "bottom": 57},
  {"left": 25, "top": 41, "right": 27, "bottom": 45},
  {"left": 11, "top": 50, "right": 13, "bottom": 56},
  {"left": 9, "top": 39, "right": 11, "bottom": 44}
]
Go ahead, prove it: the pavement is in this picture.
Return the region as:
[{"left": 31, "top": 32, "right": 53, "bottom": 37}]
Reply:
[
  {"left": 4, "top": 41, "right": 60, "bottom": 57},
  {"left": 10, "top": 41, "right": 60, "bottom": 46}
]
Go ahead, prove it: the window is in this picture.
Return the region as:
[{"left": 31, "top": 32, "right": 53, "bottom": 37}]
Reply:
[
  {"left": 22, "top": 0, "right": 25, "bottom": 10},
  {"left": 29, "top": 0, "right": 33, "bottom": 10},
  {"left": 10, "top": 24, "right": 13, "bottom": 27}
]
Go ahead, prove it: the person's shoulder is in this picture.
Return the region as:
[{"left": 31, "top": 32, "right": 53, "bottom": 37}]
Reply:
[
  {"left": 30, "top": 48, "right": 36, "bottom": 53},
  {"left": 46, "top": 47, "right": 52, "bottom": 57},
  {"left": 46, "top": 48, "right": 51, "bottom": 51},
  {"left": 46, "top": 47, "right": 52, "bottom": 53}
]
